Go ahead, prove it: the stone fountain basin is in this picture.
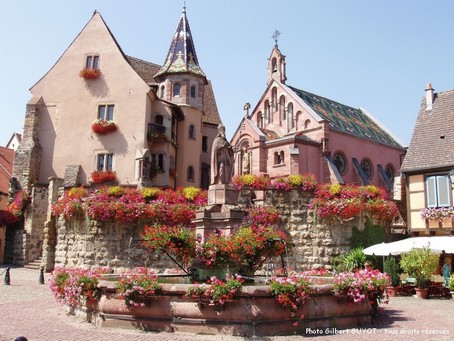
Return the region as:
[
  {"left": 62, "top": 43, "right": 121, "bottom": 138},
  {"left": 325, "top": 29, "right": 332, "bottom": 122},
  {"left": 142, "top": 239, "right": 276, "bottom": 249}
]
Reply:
[{"left": 74, "top": 278, "right": 371, "bottom": 337}]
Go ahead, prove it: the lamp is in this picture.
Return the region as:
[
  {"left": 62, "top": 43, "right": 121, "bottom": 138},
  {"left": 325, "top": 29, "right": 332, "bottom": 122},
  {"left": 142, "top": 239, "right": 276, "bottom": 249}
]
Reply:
[{"left": 449, "top": 169, "right": 454, "bottom": 184}]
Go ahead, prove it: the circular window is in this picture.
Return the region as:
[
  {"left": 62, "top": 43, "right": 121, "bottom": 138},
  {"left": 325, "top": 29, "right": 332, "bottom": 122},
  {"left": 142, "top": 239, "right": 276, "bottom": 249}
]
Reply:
[
  {"left": 333, "top": 152, "right": 347, "bottom": 175},
  {"left": 361, "top": 159, "right": 373, "bottom": 179},
  {"left": 385, "top": 165, "right": 395, "bottom": 183}
]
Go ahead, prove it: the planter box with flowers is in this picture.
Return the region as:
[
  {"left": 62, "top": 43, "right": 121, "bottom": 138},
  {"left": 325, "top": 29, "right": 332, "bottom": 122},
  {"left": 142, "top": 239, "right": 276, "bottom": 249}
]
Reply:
[
  {"left": 80, "top": 68, "right": 101, "bottom": 80},
  {"left": 91, "top": 119, "right": 118, "bottom": 135},
  {"left": 90, "top": 170, "right": 116, "bottom": 184}
]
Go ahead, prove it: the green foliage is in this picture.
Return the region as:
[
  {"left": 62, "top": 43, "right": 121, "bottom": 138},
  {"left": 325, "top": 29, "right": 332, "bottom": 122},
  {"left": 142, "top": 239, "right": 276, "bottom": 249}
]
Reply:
[
  {"left": 449, "top": 276, "right": 454, "bottom": 291},
  {"left": 383, "top": 257, "right": 400, "bottom": 287},
  {"left": 400, "top": 247, "right": 439, "bottom": 288},
  {"left": 182, "top": 186, "right": 201, "bottom": 201},
  {"left": 333, "top": 247, "right": 366, "bottom": 272},
  {"left": 350, "top": 217, "right": 385, "bottom": 249}
]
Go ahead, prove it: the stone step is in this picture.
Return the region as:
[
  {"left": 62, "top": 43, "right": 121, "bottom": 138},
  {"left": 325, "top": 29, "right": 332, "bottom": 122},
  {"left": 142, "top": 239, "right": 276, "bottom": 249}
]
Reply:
[{"left": 24, "top": 258, "right": 43, "bottom": 270}]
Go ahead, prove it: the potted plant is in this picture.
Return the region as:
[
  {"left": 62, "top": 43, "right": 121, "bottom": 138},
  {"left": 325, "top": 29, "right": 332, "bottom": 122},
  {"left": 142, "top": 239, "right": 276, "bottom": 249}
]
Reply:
[
  {"left": 383, "top": 257, "right": 400, "bottom": 297},
  {"left": 400, "top": 247, "right": 438, "bottom": 299},
  {"left": 80, "top": 68, "right": 101, "bottom": 80}
]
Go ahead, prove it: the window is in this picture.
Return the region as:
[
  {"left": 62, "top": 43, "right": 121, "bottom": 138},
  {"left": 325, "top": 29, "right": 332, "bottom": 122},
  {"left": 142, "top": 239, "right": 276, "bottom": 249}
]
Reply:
[
  {"left": 158, "top": 154, "right": 164, "bottom": 171},
  {"left": 97, "top": 153, "right": 113, "bottom": 171},
  {"left": 271, "top": 88, "right": 277, "bottom": 112},
  {"left": 333, "top": 152, "right": 347, "bottom": 175},
  {"left": 385, "top": 165, "right": 395, "bottom": 183},
  {"left": 279, "top": 95, "right": 286, "bottom": 122},
  {"left": 274, "top": 151, "right": 284, "bottom": 165},
  {"left": 86, "top": 55, "right": 99, "bottom": 69},
  {"left": 190, "top": 85, "right": 196, "bottom": 98},
  {"left": 202, "top": 135, "right": 208, "bottom": 152},
  {"left": 361, "top": 159, "right": 373, "bottom": 179},
  {"left": 426, "top": 174, "right": 451, "bottom": 208},
  {"left": 154, "top": 114, "right": 164, "bottom": 125},
  {"left": 189, "top": 125, "right": 195, "bottom": 139},
  {"left": 287, "top": 103, "right": 294, "bottom": 128},
  {"left": 173, "top": 83, "right": 181, "bottom": 96},
  {"left": 160, "top": 85, "right": 165, "bottom": 98},
  {"left": 98, "top": 105, "right": 114, "bottom": 121},
  {"left": 187, "top": 166, "right": 195, "bottom": 181}
]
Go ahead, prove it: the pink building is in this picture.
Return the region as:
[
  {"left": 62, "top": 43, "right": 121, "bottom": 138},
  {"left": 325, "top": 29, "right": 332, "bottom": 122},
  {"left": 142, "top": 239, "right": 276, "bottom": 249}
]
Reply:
[{"left": 231, "top": 45, "right": 406, "bottom": 191}]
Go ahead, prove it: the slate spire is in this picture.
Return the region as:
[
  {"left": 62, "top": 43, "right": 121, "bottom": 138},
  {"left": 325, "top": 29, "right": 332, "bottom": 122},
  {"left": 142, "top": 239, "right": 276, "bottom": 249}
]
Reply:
[{"left": 155, "top": 7, "right": 206, "bottom": 78}]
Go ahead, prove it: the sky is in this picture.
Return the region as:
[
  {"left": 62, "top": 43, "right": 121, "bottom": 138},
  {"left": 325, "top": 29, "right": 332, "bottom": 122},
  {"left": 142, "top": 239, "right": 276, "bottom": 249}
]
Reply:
[{"left": 1, "top": 0, "right": 454, "bottom": 147}]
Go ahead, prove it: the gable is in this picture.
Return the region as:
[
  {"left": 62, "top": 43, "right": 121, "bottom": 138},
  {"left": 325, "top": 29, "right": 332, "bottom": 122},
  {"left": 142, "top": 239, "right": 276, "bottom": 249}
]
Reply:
[
  {"left": 401, "top": 89, "right": 454, "bottom": 173},
  {"left": 289, "top": 86, "right": 402, "bottom": 148}
]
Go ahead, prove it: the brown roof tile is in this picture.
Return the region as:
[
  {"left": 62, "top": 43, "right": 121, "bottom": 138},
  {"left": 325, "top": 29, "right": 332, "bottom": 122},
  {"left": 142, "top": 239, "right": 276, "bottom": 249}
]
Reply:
[
  {"left": 0, "top": 147, "right": 14, "bottom": 194},
  {"left": 401, "top": 89, "right": 454, "bottom": 172}
]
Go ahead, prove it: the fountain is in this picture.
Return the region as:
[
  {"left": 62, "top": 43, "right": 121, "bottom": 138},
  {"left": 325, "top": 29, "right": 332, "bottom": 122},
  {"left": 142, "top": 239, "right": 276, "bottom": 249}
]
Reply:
[{"left": 64, "top": 125, "right": 373, "bottom": 336}]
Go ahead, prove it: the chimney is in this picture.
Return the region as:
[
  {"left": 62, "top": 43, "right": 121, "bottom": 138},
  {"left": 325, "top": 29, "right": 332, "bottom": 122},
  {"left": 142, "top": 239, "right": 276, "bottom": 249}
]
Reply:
[{"left": 425, "top": 82, "right": 434, "bottom": 111}]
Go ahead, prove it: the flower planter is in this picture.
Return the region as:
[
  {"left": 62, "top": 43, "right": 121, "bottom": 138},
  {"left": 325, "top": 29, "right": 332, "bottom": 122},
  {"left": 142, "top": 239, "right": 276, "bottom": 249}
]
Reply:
[
  {"left": 80, "top": 68, "right": 101, "bottom": 80},
  {"left": 91, "top": 120, "right": 118, "bottom": 135},
  {"left": 386, "top": 286, "right": 398, "bottom": 297},
  {"left": 415, "top": 288, "right": 429, "bottom": 299},
  {"left": 90, "top": 171, "right": 116, "bottom": 184}
]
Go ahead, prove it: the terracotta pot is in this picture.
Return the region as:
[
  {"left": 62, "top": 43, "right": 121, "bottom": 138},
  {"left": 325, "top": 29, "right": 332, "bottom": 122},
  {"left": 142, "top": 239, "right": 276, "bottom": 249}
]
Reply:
[
  {"left": 386, "top": 286, "right": 398, "bottom": 297},
  {"left": 415, "top": 288, "right": 428, "bottom": 299}
]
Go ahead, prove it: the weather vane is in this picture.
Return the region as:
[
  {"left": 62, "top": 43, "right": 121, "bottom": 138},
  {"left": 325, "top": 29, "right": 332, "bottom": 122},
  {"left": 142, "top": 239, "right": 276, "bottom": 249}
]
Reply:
[{"left": 272, "top": 29, "right": 281, "bottom": 47}]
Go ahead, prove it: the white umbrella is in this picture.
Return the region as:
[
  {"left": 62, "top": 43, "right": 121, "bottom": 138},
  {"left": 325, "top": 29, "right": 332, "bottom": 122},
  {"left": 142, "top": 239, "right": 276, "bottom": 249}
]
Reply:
[
  {"left": 363, "top": 242, "right": 394, "bottom": 256},
  {"left": 364, "top": 236, "right": 451, "bottom": 256}
]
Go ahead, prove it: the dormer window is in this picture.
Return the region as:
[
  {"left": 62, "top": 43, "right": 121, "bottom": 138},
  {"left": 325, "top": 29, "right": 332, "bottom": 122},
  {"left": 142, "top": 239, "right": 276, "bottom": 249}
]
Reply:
[
  {"left": 86, "top": 55, "right": 99, "bottom": 69},
  {"left": 173, "top": 83, "right": 181, "bottom": 97},
  {"left": 160, "top": 85, "right": 165, "bottom": 98}
]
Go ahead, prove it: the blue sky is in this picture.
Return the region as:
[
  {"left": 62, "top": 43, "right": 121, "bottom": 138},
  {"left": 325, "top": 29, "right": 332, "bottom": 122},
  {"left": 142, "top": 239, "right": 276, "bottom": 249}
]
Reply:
[{"left": 1, "top": 0, "right": 454, "bottom": 146}]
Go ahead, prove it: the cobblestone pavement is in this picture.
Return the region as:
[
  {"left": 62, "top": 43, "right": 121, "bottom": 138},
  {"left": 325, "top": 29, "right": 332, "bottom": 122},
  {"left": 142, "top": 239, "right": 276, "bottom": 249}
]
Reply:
[{"left": 1, "top": 266, "right": 454, "bottom": 341}]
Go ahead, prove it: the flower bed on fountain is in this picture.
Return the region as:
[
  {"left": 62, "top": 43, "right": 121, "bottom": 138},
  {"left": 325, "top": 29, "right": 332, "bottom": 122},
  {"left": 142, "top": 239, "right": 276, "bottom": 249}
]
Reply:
[{"left": 49, "top": 267, "right": 389, "bottom": 336}]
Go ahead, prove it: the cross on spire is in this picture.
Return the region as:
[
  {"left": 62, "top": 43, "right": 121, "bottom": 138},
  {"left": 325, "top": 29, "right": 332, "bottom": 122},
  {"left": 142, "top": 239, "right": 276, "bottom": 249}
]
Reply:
[{"left": 272, "top": 29, "right": 281, "bottom": 47}]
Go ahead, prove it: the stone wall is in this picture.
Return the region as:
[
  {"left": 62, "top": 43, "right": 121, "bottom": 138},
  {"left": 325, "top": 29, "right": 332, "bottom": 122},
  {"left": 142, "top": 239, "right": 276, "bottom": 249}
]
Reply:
[{"left": 51, "top": 189, "right": 363, "bottom": 272}]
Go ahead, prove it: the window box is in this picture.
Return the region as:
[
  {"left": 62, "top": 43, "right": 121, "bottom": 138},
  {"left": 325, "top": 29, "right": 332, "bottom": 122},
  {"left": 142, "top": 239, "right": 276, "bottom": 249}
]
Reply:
[
  {"left": 92, "top": 119, "right": 118, "bottom": 135},
  {"left": 80, "top": 68, "right": 101, "bottom": 80},
  {"left": 90, "top": 170, "right": 116, "bottom": 184}
]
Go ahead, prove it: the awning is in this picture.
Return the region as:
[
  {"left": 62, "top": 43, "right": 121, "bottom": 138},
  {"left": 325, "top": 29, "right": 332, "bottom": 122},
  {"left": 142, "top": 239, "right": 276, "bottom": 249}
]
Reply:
[{"left": 363, "top": 236, "right": 454, "bottom": 256}]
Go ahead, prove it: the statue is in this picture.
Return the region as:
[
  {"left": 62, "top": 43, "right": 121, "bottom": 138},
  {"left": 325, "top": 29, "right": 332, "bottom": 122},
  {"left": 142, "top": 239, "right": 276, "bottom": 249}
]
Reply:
[
  {"left": 211, "top": 124, "right": 234, "bottom": 185},
  {"left": 242, "top": 147, "right": 250, "bottom": 174}
]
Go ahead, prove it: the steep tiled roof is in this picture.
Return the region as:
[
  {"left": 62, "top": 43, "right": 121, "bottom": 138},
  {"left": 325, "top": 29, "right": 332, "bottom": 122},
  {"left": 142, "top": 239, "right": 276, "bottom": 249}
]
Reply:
[
  {"left": 401, "top": 89, "right": 454, "bottom": 172},
  {"left": 126, "top": 56, "right": 161, "bottom": 85},
  {"left": 289, "top": 86, "right": 402, "bottom": 148},
  {"left": 155, "top": 8, "right": 206, "bottom": 78},
  {"left": 0, "top": 147, "right": 14, "bottom": 195}
]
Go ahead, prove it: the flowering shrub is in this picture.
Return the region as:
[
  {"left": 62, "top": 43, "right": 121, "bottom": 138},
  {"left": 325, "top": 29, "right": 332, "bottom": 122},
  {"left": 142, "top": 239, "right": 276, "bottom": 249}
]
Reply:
[
  {"left": 51, "top": 192, "right": 85, "bottom": 221},
  {"left": 0, "top": 210, "right": 19, "bottom": 225},
  {"left": 311, "top": 184, "right": 397, "bottom": 221},
  {"left": 420, "top": 207, "right": 454, "bottom": 222},
  {"left": 333, "top": 269, "right": 390, "bottom": 303},
  {"left": 49, "top": 267, "right": 111, "bottom": 306},
  {"left": 91, "top": 170, "right": 117, "bottom": 184},
  {"left": 182, "top": 186, "right": 201, "bottom": 201},
  {"left": 205, "top": 275, "right": 243, "bottom": 310},
  {"left": 141, "top": 187, "right": 161, "bottom": 201},
  {"left": 232, "top": 173, "right": 317, "bottom": 191},
  {"left": 185, "top": 282, "right": 209, "bottom": 299},
  {"left": 269, "top": 274, "right": 312, "bottom": 323},
  {"left": 7, "top": 190, "right": 31, "bottom": 217},
  {"left": 91, "top": 119, "right": 118, "bottom": 135},
  {"left": 116, "top": 268, "right": 163, "bottom": 308},
  {"left": 142, "top": 224, "right": 196, "bottom": 264},
  {"left": 80, "top": 68, "right": 101, "bottom": 79},
  {"left": 243, "top": 206, "right": 281, "bottom": 226}
]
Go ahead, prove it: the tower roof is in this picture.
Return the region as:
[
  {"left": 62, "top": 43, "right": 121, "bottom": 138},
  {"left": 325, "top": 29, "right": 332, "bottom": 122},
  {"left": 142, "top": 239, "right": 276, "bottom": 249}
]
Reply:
[{"left": 155, "top": 7, "right": 206, "bottom": 78}]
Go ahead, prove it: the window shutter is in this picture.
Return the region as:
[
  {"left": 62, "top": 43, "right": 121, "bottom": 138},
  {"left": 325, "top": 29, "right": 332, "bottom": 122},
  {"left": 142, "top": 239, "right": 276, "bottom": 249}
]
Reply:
[
  {"left": 437, "top": 176, "right": 451, "bottom": 207},
  {"left": 426, "top": 176, "right": 437, "bottom": 207}
]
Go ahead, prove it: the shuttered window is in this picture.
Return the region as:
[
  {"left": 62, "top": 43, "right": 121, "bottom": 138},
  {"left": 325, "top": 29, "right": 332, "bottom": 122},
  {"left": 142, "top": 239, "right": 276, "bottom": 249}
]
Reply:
[{"left": 426, "top": 175, "right": 451, "bottom": 207}]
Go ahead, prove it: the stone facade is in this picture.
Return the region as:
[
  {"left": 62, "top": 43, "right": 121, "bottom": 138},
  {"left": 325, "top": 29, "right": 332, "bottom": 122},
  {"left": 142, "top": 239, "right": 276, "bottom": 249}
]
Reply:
[{"left": 48, "top": 189, "right": 363, "bottom": 271}]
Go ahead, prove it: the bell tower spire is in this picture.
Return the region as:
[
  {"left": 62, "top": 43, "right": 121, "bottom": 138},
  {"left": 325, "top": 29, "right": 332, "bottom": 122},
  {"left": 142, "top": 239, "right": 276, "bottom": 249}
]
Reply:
[{"left": 267, "top": 30, "right": 287, "bottom": 85}]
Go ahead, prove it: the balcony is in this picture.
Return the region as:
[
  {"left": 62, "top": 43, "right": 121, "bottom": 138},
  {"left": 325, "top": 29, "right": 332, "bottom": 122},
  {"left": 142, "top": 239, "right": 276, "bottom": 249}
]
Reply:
[{"left": 147, "top": 123, "right": 167, "bottom": 143}]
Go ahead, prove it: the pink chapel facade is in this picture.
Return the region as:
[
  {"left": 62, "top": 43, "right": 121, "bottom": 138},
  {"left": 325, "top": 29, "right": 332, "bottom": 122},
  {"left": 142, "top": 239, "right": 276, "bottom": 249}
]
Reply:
[{"left": 231, "top": 46, "right": 406, "bottom": 192}]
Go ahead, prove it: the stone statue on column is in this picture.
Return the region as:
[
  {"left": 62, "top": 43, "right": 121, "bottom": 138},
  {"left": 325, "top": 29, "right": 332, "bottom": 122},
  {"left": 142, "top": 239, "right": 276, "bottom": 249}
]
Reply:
[{"left": 210, "top": 124, "right": 234, "bottom": 185}]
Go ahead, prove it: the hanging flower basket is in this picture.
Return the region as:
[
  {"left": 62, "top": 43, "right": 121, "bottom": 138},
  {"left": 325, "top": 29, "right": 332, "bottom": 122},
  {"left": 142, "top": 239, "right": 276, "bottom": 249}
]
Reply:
[
  {"left": 91, "top": 119, "right": 118, "bottom": 135},
  {"left": 79, "top": 68, "right": 101, "bottom": 80},
  {"left": 90, "top": 171, "right": 116, "bottom": 184}
]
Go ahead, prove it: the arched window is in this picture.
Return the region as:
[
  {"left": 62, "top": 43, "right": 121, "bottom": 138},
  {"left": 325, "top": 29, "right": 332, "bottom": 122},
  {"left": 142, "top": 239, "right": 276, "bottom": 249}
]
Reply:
[
  {"left": 385, "top": 164, "right": 395, "bottom": 183},
  {"left": 280, "top": 151, "right": 285, "bottom": 164},
  {"left": 279, "top": 95, "right": 286, "bottom": 122},
  {"left": 274, "top": 152, "right": 280, "bottom": 165},
  {"left": 187, "top": 166, "right": 195, "bottom": 181},
  {"left": 154, "top": 114, "right": 164, "bottom": 125},
  {"left": 190, "top": 85, "right": 196, "bottom": 98},
  {"left": 271, "top": 88, "right": 278, "bottom": 112},
  {"left": 271, "top": 57, "right": 277, "bottom": 73},
  {"left": 304, "top": 119, "right": 311, "bottom": 130},
  {"left": 173, "top": 83, "right": 181, "bottom": 97},
  {"left": 189, "top": 124, "right": 196, "bottom": 139},
  {"left": 158, "top": 153, "right": 164, "bottom": 171},
  {"left": 264, "top": 100, "right": 270, "bottom": 124},
  {"left": 160, "top": 85, "right": 165, "bottom": 98},
  {"left": 287, "top": 103, "right": 294, "bottom": 129},
  {"left": 257, "top": 111, "right": 263, "bottom": 128}
]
